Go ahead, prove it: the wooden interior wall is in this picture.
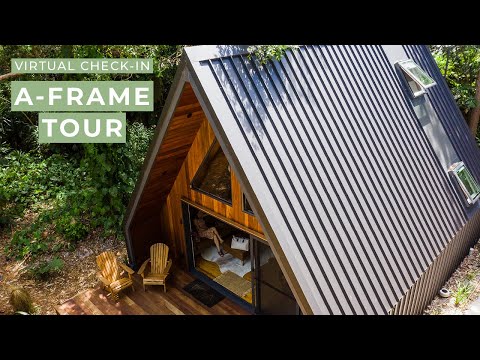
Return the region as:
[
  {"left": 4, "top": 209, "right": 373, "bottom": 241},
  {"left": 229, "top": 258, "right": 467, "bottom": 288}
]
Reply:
[
  {"left": 135, "top": 83, "right": 204, "bottom": 218},
  {"left": 159, "top": 114, "right": 264, "bottom": 267},
  {"left": 130, "top": 83, "right": 204, "bottom": 265}
]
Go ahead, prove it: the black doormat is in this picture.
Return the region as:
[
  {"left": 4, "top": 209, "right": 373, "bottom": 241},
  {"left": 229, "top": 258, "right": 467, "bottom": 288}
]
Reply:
[{"left": 183, "top": 279, "right": 225, "bottom": 307}]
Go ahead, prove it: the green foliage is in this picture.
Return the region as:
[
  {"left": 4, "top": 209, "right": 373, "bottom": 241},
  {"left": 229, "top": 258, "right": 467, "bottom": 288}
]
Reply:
[
  {"left": 1, "top": 46, "right": 61, "bottom": 152},
  {"left": 0, "top": 149, "right": 80, "bottom": 231},
  {"left": 8, "top": 228, "right": 49, "bottom": 258},
  {"left": 1, "top": 122, "right": 154, "bottom": 258},
  {"left": 77, "top": 122, "right": 154, "bottom": 234},
  {"left": 0, "top": 144, "right": 10, "bottom": 225},
  {"left": 0, "top": 151, "right": 77, "bottom": 208},
  {"left": 28, "top": 257, "right": 64, "bottom": 280},
  {"left": 432, "top": 45, "right": 480, "bottom": 118},
  {"left": 55, "top": 216, "right": 88, "bottom": 242},
  {"left": 466, "top": 270, "right": 478, "bottom": 281},
  {"left": 0, "top": 45, "right": 163, "bottom": 259},
  {"left": 453, "top": 280, "right": 475, "bottom": 306},
  {"left": 247, "top": 45, "right": 299, "bottom": 65},
  {"left": 0, "top": 45, "right": 181, "bottom": 152}
]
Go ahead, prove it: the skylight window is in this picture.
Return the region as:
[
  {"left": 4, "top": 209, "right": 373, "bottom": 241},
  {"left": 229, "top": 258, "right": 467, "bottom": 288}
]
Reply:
[
  {"left": 397, "top": 59, "right": 436, "bottom": 98},
  {"left": 449, "top": 162, "right": 480, "bottom": 205}
]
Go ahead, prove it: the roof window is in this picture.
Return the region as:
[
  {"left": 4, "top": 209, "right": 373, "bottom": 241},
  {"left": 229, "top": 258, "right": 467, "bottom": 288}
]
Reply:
[
  {"left": 397, "top": 59, "right": 436, "bottom": 97},
  {"left": 449, "top": 162, "right": 480, "bottom": 205}
]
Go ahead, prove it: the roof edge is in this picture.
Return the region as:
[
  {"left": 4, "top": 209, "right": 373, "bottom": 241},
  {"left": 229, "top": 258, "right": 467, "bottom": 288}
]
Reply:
[{"left": 184, "top": 45, "right": 250, "bottom": 63}]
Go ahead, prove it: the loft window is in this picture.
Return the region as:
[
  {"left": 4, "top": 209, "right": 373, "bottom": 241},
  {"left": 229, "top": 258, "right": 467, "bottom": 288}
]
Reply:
[
  {"left": 397, "top": 59, "right": 436, "bottom": 98},
  {"left": 449, "top": 162, "right": 480, "bottom": 205},
  {"left": 243, "top": 193, "right": 254, "bottom": 215},
  {"left": 191, "top": 139, "right": 232, "bottom": 205}
]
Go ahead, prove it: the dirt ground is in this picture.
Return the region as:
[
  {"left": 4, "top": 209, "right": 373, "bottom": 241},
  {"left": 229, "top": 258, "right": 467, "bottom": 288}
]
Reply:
[
  {"left": 424, "top": 240, "right": 480, "bottom": 315},
  {"left": 0, "top": 210, "right": 127, "bottom": 315}
]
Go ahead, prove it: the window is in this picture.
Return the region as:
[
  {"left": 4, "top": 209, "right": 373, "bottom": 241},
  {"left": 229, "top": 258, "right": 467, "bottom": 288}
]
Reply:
[
  {"left": 191, "top": 139, "right": 232, "bottom": 204},
  {"left": 449, "top": 162, "right": 480, "bottom": 205},
  {"left": 397, "top": 59, "right": 436, "bottom": 97},
  {"left": 243, "top": 193, "right": 254, "bottom": 215}
]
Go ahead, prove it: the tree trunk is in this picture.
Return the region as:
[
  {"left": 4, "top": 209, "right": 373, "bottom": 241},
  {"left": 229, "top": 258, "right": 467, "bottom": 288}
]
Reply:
[
  {"left": 0, "top": 73, "right": 21, "bottom": 81},
  {"left": 468, "top": 68, "right": 480, "bottom": 135}
]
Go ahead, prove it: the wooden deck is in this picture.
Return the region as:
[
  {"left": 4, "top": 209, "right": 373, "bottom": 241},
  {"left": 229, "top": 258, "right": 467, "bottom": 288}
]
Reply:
[{"left": 56, "top": 268, "right": 251, "bottom": 315}]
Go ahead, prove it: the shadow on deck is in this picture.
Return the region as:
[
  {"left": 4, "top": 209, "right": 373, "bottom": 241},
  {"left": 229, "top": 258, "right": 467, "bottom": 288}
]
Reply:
[{"left": 56, "top": 268, "right": 251, "bottom": 315}]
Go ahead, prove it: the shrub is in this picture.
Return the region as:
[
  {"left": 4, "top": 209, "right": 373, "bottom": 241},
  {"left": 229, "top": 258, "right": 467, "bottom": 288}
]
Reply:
[
  {"left": 79, "top": 122, "right": 154, "bottom": 233},
  {"left": 9, "top": 286, "right": 36, "bottom": 314},
  {"left": 1, "top": 121, "right": 155, "bottom": 258},
  {"left": 454, "top": 280, "right": 475, "bottom": 306},
  {"left": 247, "top": 45, "right": 299, "bottom": 65},
  {"left": 28, "top": 257, "right": 64, "bottom": 280},
  {"left": 55, "top": 215, "right": 88, "bottom": 242},
  {"left": 466, "top": 270, "right": 478, "bottom": 281},
  {"left": 0, "top": 151, "right": 79, "bottom": 217},
  {"left": 1, "top": 45, "right": 181, "bottom": 260},
  {"left": 6, "top": 225, "right": 51, "bottom": 259},
  {"left": 0, "top": 184, "right": 10, "bottom": 226}
]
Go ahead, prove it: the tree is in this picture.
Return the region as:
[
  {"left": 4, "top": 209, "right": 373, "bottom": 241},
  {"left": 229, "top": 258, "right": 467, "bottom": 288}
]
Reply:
[
  {"left": 248, "top": 45, "right": 298, "bottom": 65},
  {"left": 432, "top": 45, "right": 480, "bottom": 135},
  {"left": 0, "top": 73, "right": 20, "bottom": 81},
  {"left": 0, "top": 45, "right": 183, "bottom": 151}
]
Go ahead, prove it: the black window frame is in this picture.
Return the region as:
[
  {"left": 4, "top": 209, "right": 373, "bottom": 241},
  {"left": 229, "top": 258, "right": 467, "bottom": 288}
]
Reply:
[
  {"left": 242, "top": 193, "right": 254, "bottom": 216},
  {"left": 190, "top": 139, "right": 233, "bottom": 206}
]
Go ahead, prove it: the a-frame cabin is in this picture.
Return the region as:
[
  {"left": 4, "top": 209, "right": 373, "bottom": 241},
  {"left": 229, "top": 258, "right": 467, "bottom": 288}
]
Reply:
[{"left": 125, "top": 45, "right": 480, "bottom": 315}]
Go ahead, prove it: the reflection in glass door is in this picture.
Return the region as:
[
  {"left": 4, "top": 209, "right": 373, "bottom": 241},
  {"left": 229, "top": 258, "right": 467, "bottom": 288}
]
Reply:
[
  {"left": 182, "top": 200, "right": 299, "bottom": 314},
  {"left": 252, "top": 239, "right": 298, "bottom": 315}
]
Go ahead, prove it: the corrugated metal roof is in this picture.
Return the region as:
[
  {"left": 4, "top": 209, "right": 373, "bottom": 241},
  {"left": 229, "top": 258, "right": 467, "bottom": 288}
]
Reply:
[
  {"left": 186, "top": 45, "right": 475, "bottom": 314},
  {"left": 403, "top": 45, "right": 480, "bottom": 198}
]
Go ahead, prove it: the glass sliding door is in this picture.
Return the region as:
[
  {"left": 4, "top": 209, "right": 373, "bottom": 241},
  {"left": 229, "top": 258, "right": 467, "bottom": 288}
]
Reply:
[
  {"left": 253, "top": 239, "right": 298, "bottom": 315},
  {"left": 182, "top": 201, "right": 298, "bottom": 314},
  {"left": 184, "top": 203, "right": 254, "bottom": 305}
]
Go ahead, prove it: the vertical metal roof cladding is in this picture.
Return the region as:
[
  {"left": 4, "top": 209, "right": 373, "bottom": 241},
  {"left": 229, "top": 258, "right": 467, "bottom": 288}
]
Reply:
[
  {"left": 184, "top": 45, "right": 476, "bottom": 314},
  {"left": 403, "top": 45, "right": 480, "bottom": 186}
]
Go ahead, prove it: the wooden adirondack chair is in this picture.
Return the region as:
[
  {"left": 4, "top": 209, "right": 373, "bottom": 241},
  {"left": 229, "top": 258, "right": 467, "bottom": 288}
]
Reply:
[
  {"left": 138, "top": 243, "right": 172, "bottom": 292},
  {"left": 96, "top": 251, "right": 135, "bottom": 301}
]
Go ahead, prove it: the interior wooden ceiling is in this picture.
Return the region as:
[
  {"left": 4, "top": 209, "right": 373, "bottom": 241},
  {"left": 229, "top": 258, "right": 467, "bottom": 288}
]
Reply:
[{"left": 134, "top": 82, "right": 205, "bottom": 219}]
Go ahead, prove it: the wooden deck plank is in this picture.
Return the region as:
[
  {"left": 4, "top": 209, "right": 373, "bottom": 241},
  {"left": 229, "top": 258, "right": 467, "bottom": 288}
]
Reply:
[
  {"left": 138, "top": 271, "right": 216, "bottom": 315},
  {"left": 158, "top": 298, "right": 185, "bottom": 315},
  {"left": 73, "top": 292, "right": 99, "bottom": 315},
  {"left": 56, "top": 298, "right": 87, "bottom": 315},
  {"left": 142, "top": 291, "right": 185, "bottom": 315},
  {"left": 165, "top": 287, "right": 213, "bottom": 315},
  {"left": 131, "top": 284, "right": 177, "bottom": 315},
  {"left": 123, "top": 294, "right": 149, "bottom": 315},
  {"left": 88, "top": 289, "right": 136, "bottom": 315},
  {"left": 56, "top": 268, "right": 252, "bottom": 315},
  {"left": 77, "top": 291, "right": 103, "bottom": 315}
]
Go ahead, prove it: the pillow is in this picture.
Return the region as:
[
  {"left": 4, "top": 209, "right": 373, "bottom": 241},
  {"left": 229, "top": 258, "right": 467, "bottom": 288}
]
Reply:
[{"left": 231, "top": 236, "right": 250, "bottom": 251}]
